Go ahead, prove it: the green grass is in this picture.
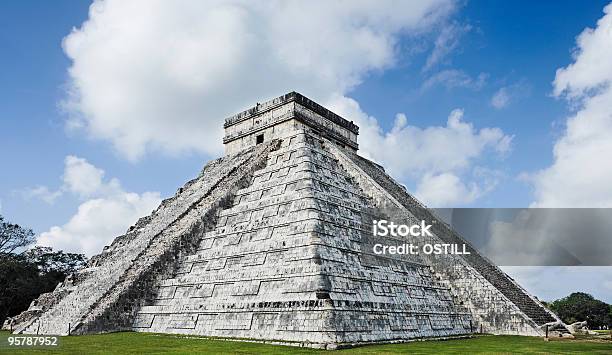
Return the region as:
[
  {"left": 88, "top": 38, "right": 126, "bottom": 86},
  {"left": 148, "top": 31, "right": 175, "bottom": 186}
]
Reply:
[{"left": 1, "top": 331, "right": 611, "bottom": 354}]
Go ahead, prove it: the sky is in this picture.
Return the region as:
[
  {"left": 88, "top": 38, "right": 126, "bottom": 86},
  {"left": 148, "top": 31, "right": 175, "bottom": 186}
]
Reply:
[{"left": 1, "top": 0, "right": 611, "bottom": 302}]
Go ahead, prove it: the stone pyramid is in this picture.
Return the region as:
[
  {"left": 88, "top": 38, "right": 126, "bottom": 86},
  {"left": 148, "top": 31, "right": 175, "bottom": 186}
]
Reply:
[{"left": 9, "top": 92, "right": 562, "bottom": 348}]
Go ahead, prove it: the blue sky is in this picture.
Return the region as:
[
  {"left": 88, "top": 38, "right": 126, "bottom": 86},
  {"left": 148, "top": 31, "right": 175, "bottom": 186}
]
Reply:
[
  {"left": 1, "top": 0, "right": 612, "bottom": 302},
  {"left": 0, "top": 0, "right": 203, "bottom": 229},
  {"left": 351, "top": 0, "right": 610, "bottom": 206}
]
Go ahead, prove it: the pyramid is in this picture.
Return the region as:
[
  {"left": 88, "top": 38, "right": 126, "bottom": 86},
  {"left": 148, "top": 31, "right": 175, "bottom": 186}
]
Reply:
[{"left": 8, "top": 92, "right": 563, "bottom": 348}]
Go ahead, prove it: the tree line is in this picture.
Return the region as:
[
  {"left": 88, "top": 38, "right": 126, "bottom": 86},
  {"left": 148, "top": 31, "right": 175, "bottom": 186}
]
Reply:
[
  {"left": 0, "top": 214, "right": 86, "bottom": 326},
  {"left": 545, "top": 292, "right": 612, "bottom": 329}
]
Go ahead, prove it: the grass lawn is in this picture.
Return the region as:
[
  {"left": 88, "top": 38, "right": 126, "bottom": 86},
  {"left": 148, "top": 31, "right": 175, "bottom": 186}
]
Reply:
[{"left": 1, "top": 331, "right": 611, "bottom": 354}]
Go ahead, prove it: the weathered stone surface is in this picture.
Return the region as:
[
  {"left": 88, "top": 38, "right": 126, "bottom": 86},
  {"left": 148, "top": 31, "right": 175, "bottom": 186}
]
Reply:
[
  {"left": 132, "top": 131, "right": 471, "bottom": 345},
  {"left": 329, "top": 144, "right": 559, "bottom": 336},
  {"left": 223, "top": 92, "right": 359, "bottom": 155},
  {"left": 12, "top": 92, "right": 567, "bottom": 345},
  {"left": 14, "top": 141, "right": 280, "bottom": 335}
]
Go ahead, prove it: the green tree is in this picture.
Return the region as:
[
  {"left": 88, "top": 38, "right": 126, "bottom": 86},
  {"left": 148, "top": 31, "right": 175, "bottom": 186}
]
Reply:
[
  {"left": 0, "top": 253, "right": 42, "bottom": 324},
  {"left": 0, "top": 214, "right": 86, "bottom": 325},
  {"left": 0, "top": 215, "right": 35, "bottom": 254},
  {"left": 549, "top": 292, "right": 611, "bottom": 329},
  {"left": 24, "top": 246, "right": 86, "bottom": 275}
]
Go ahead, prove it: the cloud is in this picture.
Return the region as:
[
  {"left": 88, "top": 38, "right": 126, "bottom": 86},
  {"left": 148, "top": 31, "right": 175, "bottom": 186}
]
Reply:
[
  {"left": 21, "top": 186, "right": 63, "bottom": 204},
  {"left": 20, "top": 155, "right": 121, "bottom": 204},
  {"left": 490, "top": 80, "right": 530, "bottom": 109},
  {"left": 553, "top": 5, "right": 612, "bottom": 99},
  {"left": 36, "top": 156, "right": 161, "bottom": 256},
  {"left": 491, "top": 87, "right": 510, "bottom": 109},
  {"left": 328, "top": 96, "right": 512, "bottom": 206},
  {"left": 62, "top": 155, "right": 122, "bottom": 198},
  {"left": 62, "top": 0, "right": 456, "bottom": 161},
  {"left": 421, "top": 69, "right": 488, "bottom": 91},
  {"left": 484, "top": 209, "right": 612, "bottom": 266},
  {"left": 529, "top": 4, "right": 612, "bottom": 207},
  {"left": 502, "top": 266, "right": 612, "bottom": 303},
  {"left": 423, "top": 22, "right": 471, "bottom": 71},
  {"left": 415, "top": 172, "right": 481, "bottom": 206},
  {"left": 38, "top": 192, "right": 160, "bottom": 256},
  {"left": 59, "top": 0, "right": 506, "bottom": 208}
]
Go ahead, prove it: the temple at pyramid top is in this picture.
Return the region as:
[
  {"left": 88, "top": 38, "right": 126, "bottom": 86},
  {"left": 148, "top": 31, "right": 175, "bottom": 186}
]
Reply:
[{"left": 223, "top": 91, "right": 359, "bottom": 155}]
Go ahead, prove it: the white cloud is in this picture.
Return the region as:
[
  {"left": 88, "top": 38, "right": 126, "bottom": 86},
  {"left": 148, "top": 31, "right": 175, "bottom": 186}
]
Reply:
[
  {"left": 502, "top": 266, "right": 612, "bottom": 303},
  {"left": 38, "top": 192, "right": 160, "bottom": 256},
  {"left": 423, "top": 23, "right": 471, "bottom": 71},
  {"left": 415, "top": 172, "right": 481, "bottom": 206},
  {"left": 491, "top": 87, "right": 510, "bottom": 109},
  {"left": 553, "top": 5, "right": 612, "bottom": 99},
  {"left": 517, "top": 6, "right": 612, "bottom": 305},
  {"left": 36, "top": 156, "right": 161, "bottom": 256},
  {"left": 530, "top": 4, "right": 612, "bottom": 207},
  {"left": 490, "top": 80, "right": 530, "bottom": 109},
  {"left": 59, "top": 0, "right": 506, "bottom": 208},
  {"left": 62, "top": 155, "right": 122, "bottom": 198},
  {"left": 22, "top": 186, "right": 63, "bottom": 204},
  {"left": 62, "top": 155, "right": 105, "bottom": 196},
  {"left": 328, "top": 96, "right": 512, "bottom": 207},
  {"left": 62, "top": 0, "right": 456, "bottom": 161},
  {"left": 421, "top": 69, "right": 488, "bottom": 91},
  {"left": 21, "top": 155, "right": 122, "bottom": 204},
  {"left": 485, "top": 209, "right": 612, "bottom": 266}
]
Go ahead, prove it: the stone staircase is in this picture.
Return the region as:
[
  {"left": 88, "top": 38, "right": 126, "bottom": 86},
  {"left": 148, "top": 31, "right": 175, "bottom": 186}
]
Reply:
[
  {"left": 344, "top": 152, "right": 557, "bottom": 326},
  {"left": 15, "top": 141, "right": 279, "bottom": 335}
]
